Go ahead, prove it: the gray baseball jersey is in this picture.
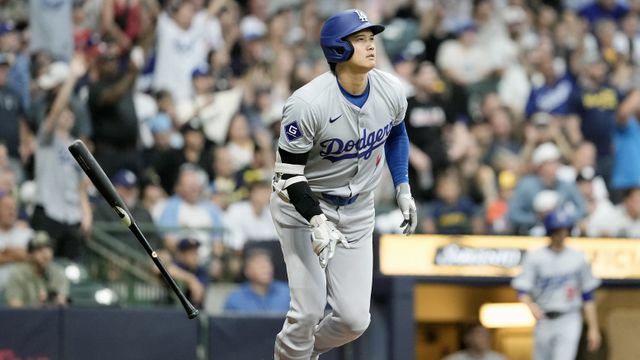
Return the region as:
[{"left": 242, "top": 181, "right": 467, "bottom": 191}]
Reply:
[
  {"left": 272, "top": 69, "right": 407, "bottom": 359},
  {"left": 512, "top": 246, "right": 600, "bottom": 360},
  {"left": 277, "top": 69, "right": 407, "bottom": 197},
  {"left": 511, "top": 246, "right": 600, "bottom": 313}
]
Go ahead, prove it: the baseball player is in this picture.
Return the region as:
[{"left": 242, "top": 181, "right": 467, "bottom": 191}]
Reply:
[
  {"left": 270, "top": 9, "right": 417, "bottom": 360},
  {"left": 512, "top": 210, "right": 601, "bottom": 360}
]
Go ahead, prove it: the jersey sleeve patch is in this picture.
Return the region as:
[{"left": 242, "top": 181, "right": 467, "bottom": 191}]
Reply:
[{"left": 284, "top": 121, "right": 304, "bottom": 142}]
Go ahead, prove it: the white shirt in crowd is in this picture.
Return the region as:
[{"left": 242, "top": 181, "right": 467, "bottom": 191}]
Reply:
[
  {"left": 153, "top": 11, "right": 224, "bottom": 101},
  {"left": 224, "top": 201, "right": 278, "bottom": 250},
  {"left": 0, "top": 225, "right": 32, "bottom": 290},
  {"left": 587, "top": 204, "right": 640, "bottom": 238}
]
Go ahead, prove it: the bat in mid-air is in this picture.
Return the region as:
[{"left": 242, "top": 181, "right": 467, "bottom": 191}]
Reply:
[{"left": 68, "top": 140, "right": 199, "bottom": 319}]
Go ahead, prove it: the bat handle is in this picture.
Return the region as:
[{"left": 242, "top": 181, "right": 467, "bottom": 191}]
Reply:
[{"left": 131, "top": 223, "right": 200, "bottom": 319}]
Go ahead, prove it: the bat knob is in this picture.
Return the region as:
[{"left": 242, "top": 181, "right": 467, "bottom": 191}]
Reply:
[{"left": 187, "top": 308, "right": 200, "bottom": 319}]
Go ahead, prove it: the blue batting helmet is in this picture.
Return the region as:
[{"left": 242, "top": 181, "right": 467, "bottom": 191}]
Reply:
[
  {"left": 543, "top": 210, "right": 575, "bottom": 235},
  {"left": 320, "top": 9, "right": 385, "bottom": 63}
]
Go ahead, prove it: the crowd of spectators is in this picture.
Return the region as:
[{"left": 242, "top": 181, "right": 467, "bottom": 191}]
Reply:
[{"left": 1, "top": 0, "right": 640, "bottom": 311}]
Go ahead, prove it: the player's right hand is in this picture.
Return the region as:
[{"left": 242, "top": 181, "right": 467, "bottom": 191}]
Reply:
[{"left": 310, "top": 214, "right": 350, "bottom": 269}]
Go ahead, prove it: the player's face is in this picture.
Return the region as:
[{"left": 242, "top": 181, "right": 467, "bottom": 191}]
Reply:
[
  {"left": 345, "top": 30, "right": 376, "bottom": 71},
  {"left": 549, "top": 227, "right": 568, "bottom": 244}
]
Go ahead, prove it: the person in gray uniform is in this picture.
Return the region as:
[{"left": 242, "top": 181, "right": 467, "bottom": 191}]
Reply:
[
  {"left": 270, "top": 9, "right": 417, "bottom": 360},
  {"left": 512, "top": 209, "right": 601, "bottom": 360}
]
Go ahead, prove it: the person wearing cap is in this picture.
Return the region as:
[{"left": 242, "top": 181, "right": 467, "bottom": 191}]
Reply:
[
  {"left": 223, "top": 248, "right": 290, "bottom": 314},
  {"left": 508, "top": 142, "right": 586, "bottom": 234},
  {"left": 164, "top": 237, "right": 207, "bottom": 308},
  {"left": 31, "top": 54, "right": 93, "bottom": 261},
  {"left": 512, "top": 209, "right": 601, "bottom": 360},
  {"left": 443, "top": 323, "right": 506, "bottom": 360},
  {"left": 4, "top": 231, "right": 69, "bottom": 308},
  {"left": 88, "top": 40, "right": 141, "bottom": 178}
]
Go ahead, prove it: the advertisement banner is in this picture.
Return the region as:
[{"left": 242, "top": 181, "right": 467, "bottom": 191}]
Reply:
[{"left": 380, "top": 235, "right": 640, "bottom": 280}]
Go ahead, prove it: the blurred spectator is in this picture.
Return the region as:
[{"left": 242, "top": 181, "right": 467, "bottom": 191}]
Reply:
[
  {"left": 0, "top": 1, "right": 28, "bottom": 24},
  {"left": 5, "top": 231, "right": 69, "bottom": 308},
  {"left": 611, "top": 89, "right": 640, "bottom": 193},
  {"left": 485, "top": 170, "right": 517, "bottom": 235},
  {"left": 173, "top": 237, "right": 208, "bottom": 307},
  {"left": 100, "top": 0, "right": 160, "bottom": 52},
  {"left": 0, "top": 21, "right": 31, "bottom": 109},
  {"left": 579, "top": 0, "right": 629, "bottom": 25},
  {"left": 405, "top": 61, "right": 466, "bottom": 202},
  {"left": 567, "top": 52, "right": 620, "bottom": 181},
  {"left": 422, "top": 168, "right": 484, "bottom": 235},
  {"left": 436, "top": 21, "right": 498, "bottom": 98},
  {"left": 175, "top": 64, "right": 243, "bottom": 145},
  {"left": 0, "top": 52, "right": 25, "bottom": 161},
  {"left": 587, "top": 187, "right": 640, "bottom": 237},
  {"left": 88, "top": 41, "right": 141, "bottom": 177},
  {"left": 508, "top": 143, "right": 586, "bottom": 234},
  {"left": 529, "top": 190, "right": 561, "bottom": 237},
  {"left": 482, "top": 107, "right": 522, "bottom": 174},
  {"left": 224, "top": 178, "right": 276, "bottom": 251},
  {"left": 31, "top": 55, "right": 92, "bottom": 261},
  {"left": 0, "top": 142, "right": 23, "bottom": 185},
  {"left": 93, "top": 169, "right": 161, "bottom": 247},
  {"left": 30, "top": 60, "right": 93, "bottom": 143},
  {"left": 225, "top": 113, "right": 255, "bottom": 173},
  {"left": 154, "top": 118, "right": 213, "bottom": 194},
  {"left": 29, "top": 0, "right": 74, "bottom": 61},
  {"left": 575, "top": 167, "right": 615, "bottom": 235},
  {"left": 558, "top": 142, "right": 610, "bottom": 202},
  {"left": 210, "top": 146, "right": 245, "bottom": 209},
  {"left": 223, "top": 248, "right": 289, "bottom": 314},
  {"left": 0, "top": 193, "right": 31, "bottom": 292},
  {"left": 442, "top": 323, "right": 506, "bottom": 360},
  {"left": 524, "top": 47, "right": 575, "bottom": 118},
  {"left": 156, "top": 164, "right": 224, "bottom": 264},
  {"left": 617, "top": 13, "right": 640, "bottom": 66},
  {"left": 521, "top": 112, "right": 575, "bottom": 170},
  {"left": 153, "top": 0, "right": 224, "bottom": 101}
]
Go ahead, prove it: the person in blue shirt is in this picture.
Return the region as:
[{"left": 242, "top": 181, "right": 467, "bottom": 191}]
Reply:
[
  {"left": 422, "top": 169, "right": 483, "bottom": 235},
  {"left": 578, "top": 0, "right": 629, "bottom": 26},
  {"left": 611, "top": 89, "right": 640, "bottom": 194},
  {"left": 525, "top": 52, "right": 575, "bottom": 119},
  {"left": 223, "top": 248, "right": 290, "bottom": 314},
  {"left": 568, "top": 53, "right": 620, "bottom": 184},
  {"left": 508, "top": 143, "right": 587, "bottom": 234}
]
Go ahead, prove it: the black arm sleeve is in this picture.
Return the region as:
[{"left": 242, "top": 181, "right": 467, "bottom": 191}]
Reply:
[{"left": 278, "top": 148, "right": 323, "bottom": 222}]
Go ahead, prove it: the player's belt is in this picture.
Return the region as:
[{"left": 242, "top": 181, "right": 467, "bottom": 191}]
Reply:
[
  {"left": 544, "top": 311, "right": 575, "bottom": 319},
  {"left": 320, "top": 193, "right": 359, "bottom": 206}
]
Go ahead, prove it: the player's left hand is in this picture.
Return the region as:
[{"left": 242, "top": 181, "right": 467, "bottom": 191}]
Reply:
[
  {"left": 396, "top": 183, "right": 417, "bottom": 235},
  {"left": 587, "top": 326, "right": 601, "bottom": 352}
]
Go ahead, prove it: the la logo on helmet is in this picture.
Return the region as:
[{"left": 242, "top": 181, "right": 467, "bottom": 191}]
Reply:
[{"left": 354, "top": 9, "right": 368, "bottom": 22}]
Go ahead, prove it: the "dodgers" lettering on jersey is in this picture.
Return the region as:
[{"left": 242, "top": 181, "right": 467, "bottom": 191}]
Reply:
[{"left": 319, "top": 121, "right": 393, "bottom": 162}]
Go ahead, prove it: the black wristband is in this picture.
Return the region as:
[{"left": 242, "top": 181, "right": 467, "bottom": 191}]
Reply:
[{"left": 287, "top": 181, "right": 323, "bottom": 222}]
